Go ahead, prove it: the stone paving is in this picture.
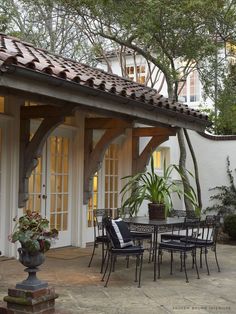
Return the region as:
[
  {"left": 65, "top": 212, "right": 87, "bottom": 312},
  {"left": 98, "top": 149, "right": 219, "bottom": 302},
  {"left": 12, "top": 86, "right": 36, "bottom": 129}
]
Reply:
[{"left": 0, "top": 244, "right": 235, "bottom": 314}]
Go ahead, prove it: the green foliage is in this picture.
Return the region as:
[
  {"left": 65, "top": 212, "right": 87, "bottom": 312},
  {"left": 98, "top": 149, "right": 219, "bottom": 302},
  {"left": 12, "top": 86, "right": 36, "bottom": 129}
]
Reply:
[
  {"left": 120, "top": 156, "right": 198, "bottom": 217},
  {"left": 206, "top": 157, "right": 236, "bottom": 216},
  {"left": 224, "top": 214, "right": 236, "bottom": 239},
  {"left": 201, "top": 63, "right": 236, "bottom": 135},
  {"left": 9, "top": 211, "right": 58, "bottom": 254},
  {"left": 215, "top": 64, "right": 236, "bottom": 135},
  {"left": 0, "top": 0, "right": 97, "bottom": 63}
]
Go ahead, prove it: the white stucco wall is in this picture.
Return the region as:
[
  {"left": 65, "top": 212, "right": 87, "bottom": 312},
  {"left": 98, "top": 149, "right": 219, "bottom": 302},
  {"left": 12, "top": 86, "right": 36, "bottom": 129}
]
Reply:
[
  {"left": 137, "top": 131, "right": 236, "bottom": 215},
  {"left": 185, "top": 131, "right": 236, "bottom": 210}
]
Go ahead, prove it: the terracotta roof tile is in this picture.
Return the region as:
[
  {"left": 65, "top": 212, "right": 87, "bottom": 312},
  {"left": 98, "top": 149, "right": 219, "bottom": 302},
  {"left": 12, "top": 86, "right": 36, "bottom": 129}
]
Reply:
[{"left": 0, "top": 33, "right": 209, "bottom": 124}]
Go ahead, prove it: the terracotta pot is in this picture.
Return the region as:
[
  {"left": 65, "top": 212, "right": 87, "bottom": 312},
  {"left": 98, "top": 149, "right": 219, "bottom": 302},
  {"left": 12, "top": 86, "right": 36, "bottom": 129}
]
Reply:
[{"left": 148, "top": 203, "right": 166, "bottom": 220}]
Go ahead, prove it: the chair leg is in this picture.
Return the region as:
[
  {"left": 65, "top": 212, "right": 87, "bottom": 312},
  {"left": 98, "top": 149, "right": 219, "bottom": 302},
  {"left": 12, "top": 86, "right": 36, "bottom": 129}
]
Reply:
[
  {"left": 138, "top": 254, "right": 143, "bottom": 288},
  {"left": 157, "top": 249, "right": 161, "bottom": 279},
  {"left": 88, "top": 242, "right": 96, "bottom": 267},
  {"left": 101, "top": 252, "right": 110, "bottom": 282},
  {"left": 214, "top": 246, "right": 221, "bottom": 272},
  {"left": 148, "top": 238, "right": 152, "bottom": 263},
  {"left": 192, "top": 251, "right": 195, "bottom": 269},
  {"left": 194, "top": 249, "right": 200, "bottom": 279},
  {"left": 183, "top": 252, "right": 189, "bottom": 283},
  {"left": 104, "top": 254, "right": 113, "bottom": 287},
  {"left": 126, "top": 255, "right": 130, "bottom": 268},
  {"left": 170, "top": 251, "right": 173, "bottom": 275},
  {"left": 180, "top": 252, "right": 183, "bottom": 272},
  {"left": 204, "top": 248, "right": 210, "bottom": 275},
  {"left": 135, "top": 255, "right": 138, "bottom": 282},
  {"left": 200, "top": 248, "right": 203, "bottom": 268},
  {"left": 101, "top": 245, "right": 108, "bottom": 274},
  {"left": 100, "top": 242, "right": 105, "bottom": 273}
]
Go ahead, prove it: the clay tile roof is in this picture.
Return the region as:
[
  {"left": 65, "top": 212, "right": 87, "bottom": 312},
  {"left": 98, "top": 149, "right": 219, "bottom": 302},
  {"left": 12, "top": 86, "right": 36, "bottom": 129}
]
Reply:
[{"left": 0, "top": 33, "right": 209, "bottom": 124}]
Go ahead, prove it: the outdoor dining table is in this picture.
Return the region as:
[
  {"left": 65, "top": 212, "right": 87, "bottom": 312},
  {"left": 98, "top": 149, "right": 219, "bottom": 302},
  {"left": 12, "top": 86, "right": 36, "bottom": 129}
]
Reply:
[{"left": 124, "top": 216, "right": 186, "bottom": 281}]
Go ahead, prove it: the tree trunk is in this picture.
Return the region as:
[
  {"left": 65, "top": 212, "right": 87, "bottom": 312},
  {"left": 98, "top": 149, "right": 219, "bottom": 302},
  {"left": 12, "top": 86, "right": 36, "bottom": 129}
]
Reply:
[
  {"left": 177, "top": 129, "right": 194, "bottom": 214},
  {"left": 183, "top": 129, "right": 202, "bottom": 211}
]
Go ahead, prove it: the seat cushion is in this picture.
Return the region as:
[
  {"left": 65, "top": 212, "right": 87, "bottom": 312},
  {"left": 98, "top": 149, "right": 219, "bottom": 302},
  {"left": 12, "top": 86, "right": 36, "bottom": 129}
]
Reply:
[
  {"left": 180, "top": 238, "right": 214, "bottom": 247},
  {"left": 110, "top": 218, "right": 134, "bottom": 248},
  {"left": 161, "top": 234, "right": 183, "bottom": 241},
  {"left": 159, "top": 240, "right": 195, "bottom": 251},
  {"left": 111, "top": 245, "right": 144, "bottom": 254},
  {"left": 130, "top": 231, "right": 152, "bottom": 239}
]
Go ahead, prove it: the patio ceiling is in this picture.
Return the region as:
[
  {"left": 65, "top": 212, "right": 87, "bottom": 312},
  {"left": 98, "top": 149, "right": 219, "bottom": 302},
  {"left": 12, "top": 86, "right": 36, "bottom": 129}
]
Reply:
[{"left": 0, "top": 33, "right": 210, "bottom": 131}]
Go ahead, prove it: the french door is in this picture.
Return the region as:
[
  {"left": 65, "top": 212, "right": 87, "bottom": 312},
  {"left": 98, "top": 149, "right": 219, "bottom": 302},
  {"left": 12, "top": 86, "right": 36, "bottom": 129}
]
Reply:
[{"left": 26, "top": 131, "right": 72, "bottom": 247}]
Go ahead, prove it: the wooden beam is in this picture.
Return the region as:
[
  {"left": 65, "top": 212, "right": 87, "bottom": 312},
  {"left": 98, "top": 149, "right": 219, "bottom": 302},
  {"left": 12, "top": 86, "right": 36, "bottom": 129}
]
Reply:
[
  {"left": 132, "top": 126, "right": 177, "bottom": 174},
  {"left": 85, "top": 118, "right": 133, "bottom": 129},
  {"left": 132, "top": 127, "right": 177, "bottom": 137},
  {"left": 132, "top": 135, "right": 169, "bottom": 174},
  {"left": 83, "top": 127, "right": 126, "bottom": 204},
  {"left": 21, "top": 104, "right": 77, "bottom": 119},
  {"left": 19, "top": 115, "right": 65, "bottom": 207}
]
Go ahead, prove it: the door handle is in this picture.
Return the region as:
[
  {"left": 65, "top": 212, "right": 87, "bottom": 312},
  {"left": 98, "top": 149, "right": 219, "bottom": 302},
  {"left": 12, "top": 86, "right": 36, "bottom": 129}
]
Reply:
[{"left": 42, "top": 195, "right": 47, "bottom": 199}]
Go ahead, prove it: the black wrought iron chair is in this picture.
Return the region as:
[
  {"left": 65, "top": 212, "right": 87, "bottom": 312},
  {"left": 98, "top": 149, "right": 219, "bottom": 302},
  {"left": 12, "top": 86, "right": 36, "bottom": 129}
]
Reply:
[
  {"left": 118, "top": 207, "right": 153, "bottom": 262},
  {"left": 158, "top": 220, "right": 200, "bottom": 283},
  {"left": 161, "top": 214, "right": 200, "bottom": 242},
  {"left": 102, "top": 216, "right": 144, "bottom": 288},
  {"left": 181, "top": 215, "right": 221, "bottom": 274},
  {"left": 88, "top": 208, "right": 111, "bottom": 273}
]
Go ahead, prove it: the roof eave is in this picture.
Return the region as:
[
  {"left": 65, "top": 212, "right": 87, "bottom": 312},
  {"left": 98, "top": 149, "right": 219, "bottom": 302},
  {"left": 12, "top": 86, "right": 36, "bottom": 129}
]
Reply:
[{"left": 0, "top": 65, "right": 209, "bottom": 132}]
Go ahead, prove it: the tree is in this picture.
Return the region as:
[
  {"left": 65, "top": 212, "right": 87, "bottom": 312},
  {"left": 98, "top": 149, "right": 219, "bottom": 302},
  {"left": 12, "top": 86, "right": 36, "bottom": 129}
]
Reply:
[
  {"left": 197, "top": 0, "right": 236, "bottom": 133},
  {"left": 0, "top": 0, "right": 96, "bottom": 63},
  {"left": 215, "top": 63, "right": 236, "bottom": 134},
  {"left": 59, "top": 0, "right": 224, "bottom": 214}
]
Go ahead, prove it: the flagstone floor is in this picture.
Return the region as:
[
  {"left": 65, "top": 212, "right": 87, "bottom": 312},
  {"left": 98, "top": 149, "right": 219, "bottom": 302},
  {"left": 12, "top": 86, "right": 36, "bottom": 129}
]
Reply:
[{"left": 0, "top": 244, "right": 235, "bottom": 314}]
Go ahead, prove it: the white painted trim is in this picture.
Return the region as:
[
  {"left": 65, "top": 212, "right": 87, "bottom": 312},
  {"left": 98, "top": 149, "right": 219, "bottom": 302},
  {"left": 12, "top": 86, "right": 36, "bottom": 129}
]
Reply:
[
  {"left": 3, "top": 96, "right": 23, "bottom": 257},
  {"left": 71, "top": 111, "right": 86, "bottom": 247}
]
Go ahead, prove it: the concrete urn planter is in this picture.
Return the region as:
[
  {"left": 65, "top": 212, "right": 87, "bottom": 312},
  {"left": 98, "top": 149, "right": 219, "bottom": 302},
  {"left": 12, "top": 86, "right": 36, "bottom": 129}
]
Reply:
[
  {"left": 18, "top": 247, "right": 45, "bottom": 268},
  {"left": 16, "top": 246, "right": 48, "bottom": 291}
]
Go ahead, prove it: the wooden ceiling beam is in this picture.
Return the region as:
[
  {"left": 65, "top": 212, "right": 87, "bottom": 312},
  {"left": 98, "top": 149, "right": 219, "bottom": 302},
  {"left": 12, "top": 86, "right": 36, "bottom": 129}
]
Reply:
[
  {"left": 132, "top": 127, "right": 177, "bottom": 137},
  {"left": 85, "top": 118, "right": 133, "bottom": 129},
  {"left": 21, "top": 104, "right": 77, "bottom": 119}
]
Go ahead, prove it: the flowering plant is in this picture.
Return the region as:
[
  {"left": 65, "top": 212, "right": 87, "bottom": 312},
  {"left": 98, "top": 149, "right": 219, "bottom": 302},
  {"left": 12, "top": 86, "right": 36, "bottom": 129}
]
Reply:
[{"left": 9, "top": 210, "right": 58, "bottom": 254}]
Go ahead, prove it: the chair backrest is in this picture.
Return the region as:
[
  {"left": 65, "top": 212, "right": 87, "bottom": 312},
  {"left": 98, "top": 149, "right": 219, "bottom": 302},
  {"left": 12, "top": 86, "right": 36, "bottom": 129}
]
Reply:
[
  {"left": 181, "top": 218, "right": 200, "bottom": 239},
  {"left": 169, "top": 209, "right": 186, "bottom": 218},
  {"left": 183, "top": 220, "right": 201, "bottom": 245},
  {"left": 117, "top": 207, "right": 132, "bottom": 218},
  {"left": 201, "top": 215, "right": 221, "bottom": 243},
  {"left": 92, "top": 208, "right": 112, "bottom": 239}
]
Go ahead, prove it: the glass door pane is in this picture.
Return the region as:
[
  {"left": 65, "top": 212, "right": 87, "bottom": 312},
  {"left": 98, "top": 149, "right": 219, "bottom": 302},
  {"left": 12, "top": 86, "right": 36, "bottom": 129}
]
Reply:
[{"left": 48, "top": 136, "right": 71, "bottom": 246}]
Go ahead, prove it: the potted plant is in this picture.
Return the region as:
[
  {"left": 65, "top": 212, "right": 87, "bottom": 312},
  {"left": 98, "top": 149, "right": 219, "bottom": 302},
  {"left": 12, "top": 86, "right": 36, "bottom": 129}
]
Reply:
[
  {"left": 9, "top": 210, "right": 58, "bottom": 290},
  {"left": 120, "top": 156, "right": 197, "bottom": 220}
]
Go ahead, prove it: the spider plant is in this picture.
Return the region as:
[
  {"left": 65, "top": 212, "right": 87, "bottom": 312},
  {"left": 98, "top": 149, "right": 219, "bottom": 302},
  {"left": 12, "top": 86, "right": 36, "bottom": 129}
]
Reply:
[{"left": 120, "top": 155, "right": 197, "bottom": 217}]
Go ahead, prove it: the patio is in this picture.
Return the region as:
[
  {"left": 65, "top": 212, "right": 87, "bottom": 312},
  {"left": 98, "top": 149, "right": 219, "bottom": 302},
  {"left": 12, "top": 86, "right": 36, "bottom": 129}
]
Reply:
[{"left": 0, "top": 244, "right": 235, "bottom": 313}]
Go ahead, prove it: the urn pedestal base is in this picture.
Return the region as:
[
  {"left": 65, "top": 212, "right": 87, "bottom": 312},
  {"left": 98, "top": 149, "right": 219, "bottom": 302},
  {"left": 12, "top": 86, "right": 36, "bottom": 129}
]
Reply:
[
  {"left": 0, "top": 287, "right": 58, "bottom": 313},
  {"left": 16, "top": 268, "right": 48, "bottom": 291}
]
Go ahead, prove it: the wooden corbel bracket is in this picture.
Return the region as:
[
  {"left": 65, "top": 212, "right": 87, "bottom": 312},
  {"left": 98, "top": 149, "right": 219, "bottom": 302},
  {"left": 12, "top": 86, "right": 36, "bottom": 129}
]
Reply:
[
  {"left": 83, "top": 118, "right": 133, "bottom": 204},
  {"left": 132, "top": 126, "right": 177, "bottom": 175},
  {"left": 18, "top": 105, "right": 76, "bottom": 208}
]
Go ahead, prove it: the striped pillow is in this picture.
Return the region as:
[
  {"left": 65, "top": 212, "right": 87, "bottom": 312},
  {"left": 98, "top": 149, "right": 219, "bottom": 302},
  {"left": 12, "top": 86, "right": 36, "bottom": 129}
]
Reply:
[{"left": 110, "top": 218, "right": 134, "bottom": 248}]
